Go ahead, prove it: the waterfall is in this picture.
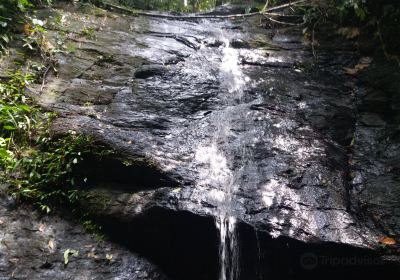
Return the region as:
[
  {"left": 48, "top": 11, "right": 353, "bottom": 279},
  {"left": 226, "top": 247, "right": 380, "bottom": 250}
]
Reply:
[
  {"left": 195, "top": 30, "right": 247, "bottom": 280},
  {"left": 216, "top": 35, "right": 244, "bottom": 280}
]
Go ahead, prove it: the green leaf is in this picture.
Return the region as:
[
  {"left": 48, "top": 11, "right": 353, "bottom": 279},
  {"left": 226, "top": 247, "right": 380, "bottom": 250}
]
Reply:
[
  {"left": 40, "top": 204, "right": 51, "bottom": 213},
  {"left": 355, "top": 7, "right": 367, "bottom": 20},
  {"left": 19, "top": 104, "right": 31, "bottom": 112},
  {"left": 3, "top": 125, "right": 15, "bottom": 130},
  {"left": 0, "top": 148, "right": 10, "bottom": 159}
]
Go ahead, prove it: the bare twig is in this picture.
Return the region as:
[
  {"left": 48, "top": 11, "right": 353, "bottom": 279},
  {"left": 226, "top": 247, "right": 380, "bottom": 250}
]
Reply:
[
  {"left": 40, "top": 65, "right": 51, "bottom": 93},
  {"left": 261, "top": 12, "right": 303, "bottom": 18},
  {"left": 265, "top": 0, "right": 308, "bottom": 12},
  {"left": 262, "top": 14, "right": 304, "bottom": 26},
  {"left": 311, "top": 18, "right": 320, "bottom": 59}
]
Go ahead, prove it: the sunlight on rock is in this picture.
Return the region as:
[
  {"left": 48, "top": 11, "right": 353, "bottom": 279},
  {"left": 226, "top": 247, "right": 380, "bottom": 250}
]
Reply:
[
  {"left": 261, "top": 179, "right": 280, "bottom": 207},
  {"left": 195, "top": 144, "right": 232, "bottom": 187}
]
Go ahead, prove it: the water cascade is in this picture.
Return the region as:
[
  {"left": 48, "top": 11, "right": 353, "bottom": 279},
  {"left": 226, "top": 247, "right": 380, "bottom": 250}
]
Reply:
[{"left": 195, "top": 31, "right": 248, "bottom": 280}]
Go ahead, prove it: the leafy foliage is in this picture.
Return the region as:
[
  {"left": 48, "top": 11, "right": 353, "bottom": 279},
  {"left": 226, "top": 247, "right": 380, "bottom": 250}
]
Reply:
[
  {"left": 300, "top": 0, "right": 400, "bottom": 62},
  {"left": 0, "top": 0, "right": 35, "bottom": 54},
  {"left": 335, "top": 0, "right": 368, "bottom": 21},
  {"left": 0, "top": 68, "right": 113, "bottom": 214},
  {"left": 0, "top": 2, "right": 114, "bottom": 241}
]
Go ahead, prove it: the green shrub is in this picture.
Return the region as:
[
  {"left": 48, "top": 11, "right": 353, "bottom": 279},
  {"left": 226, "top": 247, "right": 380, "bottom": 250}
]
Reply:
[
  {"left": 0, "top": 69, "right": 112, "bottom": 213},
  {"left": 0, "top": 0, "right": 35, "bottom": 54}
]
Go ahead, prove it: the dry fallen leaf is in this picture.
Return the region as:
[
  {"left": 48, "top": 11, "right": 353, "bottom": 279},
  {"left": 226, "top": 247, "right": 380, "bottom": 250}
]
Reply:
[
  {"left": 9, "top": 258, "right": 19, "bottom": 264},
  {"left": 88, "top": 252, "right": 99, "bottom": 259},
  {"left": 338, "top": 27, "right": 360, "bottom": 39},
  {"left": 48, "top": 240, "right": 55, "bottom": 250},
  {"left": 42, "top": 40, "right": 55, "bottom": 53},
  {"left": 379, "top": 236, "right": 397, "bottom": 245},
  {"left": 105, "top": 254, "right": 113, "bottom": 261},
  {"left": 64, "top": 249, "right": 79, "bottom": 265},
  {"left": 343, "top": 67, "right": 359, "bottom": 75},
  {"left": 23, "top": 23, "right": 32, "bottom": 36},
  {"left": 359, "top": 56, "right": 373, "bottom": 65},
  {"left": 343, "top": 57, "right": 373, "bottom": 75},
  {"left": 38, "top": 223, "right": 46, "bottom": 232}
]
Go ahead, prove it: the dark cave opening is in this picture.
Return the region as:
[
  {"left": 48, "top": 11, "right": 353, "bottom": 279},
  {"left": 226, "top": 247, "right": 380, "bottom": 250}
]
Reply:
[
  {"left": 74, "top": 155, "right": 177, "bottom": 191},
  {"left": 98, "top": 206, "right": 400, "bottom": 280}
]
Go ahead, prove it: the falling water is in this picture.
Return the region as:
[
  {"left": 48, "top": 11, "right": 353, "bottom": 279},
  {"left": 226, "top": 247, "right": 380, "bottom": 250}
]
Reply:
[
  {"left": 195, "top": 30, "right": 247, "bottom": 280},
  {"left": 217, "top": 35, "right": 245, "bottom": 280}
]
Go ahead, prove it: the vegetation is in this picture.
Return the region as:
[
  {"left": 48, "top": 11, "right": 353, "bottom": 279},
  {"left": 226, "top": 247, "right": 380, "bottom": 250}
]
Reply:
[
  {"left": 0, "top": 1, "right": 113, "bottom": 226},
  {"left": 301, "top": 0, "right": 400, "bottom": 61},
  {"left": 0, "top": 0, "right": 30, "bottom": 54},
  {"left": 0, "top": 68, "right": 111, "bottom": 213}
]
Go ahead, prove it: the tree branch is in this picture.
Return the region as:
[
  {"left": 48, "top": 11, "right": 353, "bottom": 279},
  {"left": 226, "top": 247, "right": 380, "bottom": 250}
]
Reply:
[{"left": 262, "top": 14, "right": 305, "bottom": 26}]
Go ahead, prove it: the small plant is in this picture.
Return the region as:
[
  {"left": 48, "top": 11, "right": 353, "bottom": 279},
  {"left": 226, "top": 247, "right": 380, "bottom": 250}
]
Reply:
[
  {"left": 65, "top": 42, "right": 76, "bottom": 53},
  {"left": 336, "top": 0, "right": 368, "bottom": 21},
  {"left": 0, "top": 70, "right": 37, "bottom": 143},
  {"left": 80, "top": 26, "right": 96, "bottom": 39},
  {"left": 0, "top": 0, "right": 35, "bottom": 54},
  {"left": 0, "top": 34, "right": 11, "bottom": 55}
]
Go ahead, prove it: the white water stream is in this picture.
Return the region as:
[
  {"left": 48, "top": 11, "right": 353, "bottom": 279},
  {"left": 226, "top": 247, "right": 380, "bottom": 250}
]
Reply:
[{"left": 195, "top": 31, "right": 248, "bottom": 280}]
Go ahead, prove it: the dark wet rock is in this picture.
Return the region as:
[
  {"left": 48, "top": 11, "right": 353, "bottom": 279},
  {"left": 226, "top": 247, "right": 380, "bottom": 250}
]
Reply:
[
  {"left": 204, "top": 4, "right": 249, "bottom": 16},
  {"left": 35, "top": 4, "right": 383, "bottom": 246},
  {"left": 358, "top": 113, "right": 387, "bottom": 127},
  {"left": 203, "top": 38, "right": 224, "bottom": 48},
  {"left": 349, "top": 53, "right": 400, "bottom": 242},
  {"left": 230, "top": 39, "right": 251, "bottom": 49},
  {"left": 135, "top": 65, "right": 167, "bottom": 79},
  {"left": 0, "top": 185, "right": 167, "bottom": 280}
]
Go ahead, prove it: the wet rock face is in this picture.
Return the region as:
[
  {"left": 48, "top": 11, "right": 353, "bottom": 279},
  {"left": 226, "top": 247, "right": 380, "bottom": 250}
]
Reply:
[
  {"left": 135, "top": 65, "right": 167, "bottom": 79},
  {"left": 0, "top": 185, "right": 167, "bottom": 280},
  {"left": 350, "top": 56, "right": 400, "bottom": 239},
  {"left": 28, "top": 3, "right": 400, "bottom": 278}
]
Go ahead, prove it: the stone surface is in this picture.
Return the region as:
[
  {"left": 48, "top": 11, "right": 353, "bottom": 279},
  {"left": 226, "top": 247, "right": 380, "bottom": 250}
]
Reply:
[
  {"left": 350, "top": 55, "right": 400, "bottom": 239},
  {"left": 0, "top": 185, "right": 167, "bottom": 280},
  {"left": 37, "top": 3, "right": 378, "bottom": 246}
]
